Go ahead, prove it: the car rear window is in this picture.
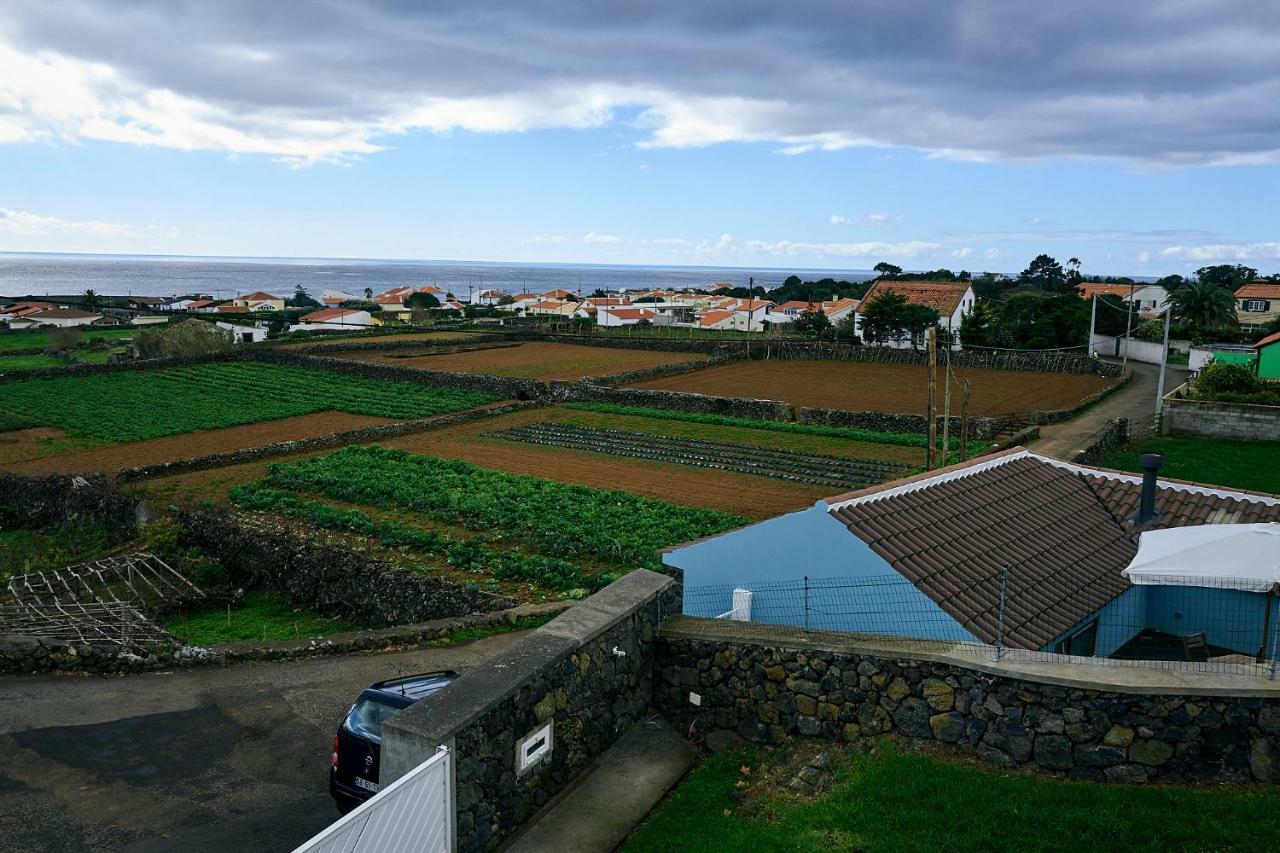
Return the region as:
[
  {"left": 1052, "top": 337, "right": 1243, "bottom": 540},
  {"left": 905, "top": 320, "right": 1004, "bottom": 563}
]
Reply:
[{"left": 342, "top": 696, "right": 403, "bottom": 742}]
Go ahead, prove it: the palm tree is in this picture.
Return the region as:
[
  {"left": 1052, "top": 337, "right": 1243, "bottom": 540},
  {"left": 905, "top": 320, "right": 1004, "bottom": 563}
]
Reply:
[
  {"left": 82, "top": 289, "right": 100, "bottom": 310},
  {"left": 1169, "top": 280, "right": 1236, "bottom": 335}
]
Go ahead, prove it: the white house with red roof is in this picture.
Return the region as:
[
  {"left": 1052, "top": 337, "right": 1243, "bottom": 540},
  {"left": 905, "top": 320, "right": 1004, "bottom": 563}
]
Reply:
[
  {"left": 231, "top": 290, "right": 285, "bottom": 311},
  {"left": 295, "top": 306, "right": 373, "bottom": 330},
  {"left": 597, "top": 306, "right": 658, "bottom": 327},
  {"left": 854, "top": 280, "right": 974, "bottom": 349}
]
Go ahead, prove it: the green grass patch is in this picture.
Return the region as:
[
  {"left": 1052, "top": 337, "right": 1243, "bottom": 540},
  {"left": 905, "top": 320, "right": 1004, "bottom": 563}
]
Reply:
[
  {"left": 563, "top": 403, "right": 954, "bottom": 450},
  {"left": 159, "top": 591, "right": 356, "bottom": 646},
  {"left": 429, "top": 614, "right": 555, "bottom": 646},
  {"left": 0, "top": 328, "right": 136, "bottom": 353},
  {"left": 0, "top": 521, "right": 124, "bottom": 585},
  {"left": 265, "top": 445, "right": 747, "bottom": 568},
  {"left": 1100, "top": 435, "right": 1280, "bottom": 495},
  {"left": 626, "top": 744, "right": 1280, "bottom": 853},
  {"left": 0, "top": 361, "right": 498, "bottom": 443},
  {"left": 0, "top": 353, "right": 66, "bottom": 372}
]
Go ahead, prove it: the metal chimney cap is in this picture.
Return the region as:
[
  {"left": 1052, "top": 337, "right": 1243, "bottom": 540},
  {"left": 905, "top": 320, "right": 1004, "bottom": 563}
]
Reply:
[{"left": 1139, "top": 452, "right": 1165, "bottom": 471}]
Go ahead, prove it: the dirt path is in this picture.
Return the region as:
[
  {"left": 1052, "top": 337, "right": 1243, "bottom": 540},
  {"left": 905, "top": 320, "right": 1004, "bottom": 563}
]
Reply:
[{"left": 1030, "top": 361, "right": 1190, "bottom": 460}]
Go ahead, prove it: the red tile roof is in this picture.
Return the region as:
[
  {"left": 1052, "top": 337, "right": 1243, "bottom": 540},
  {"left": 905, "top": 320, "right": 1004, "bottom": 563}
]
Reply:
[
  {"left": 301, "top": 307, "right": 365, "bottom": 322},
  {"left": 602, "top": 307, "right": 656, "bottom": 321},
  {"left": 859, "top": 280, "right": 970, "bottom": 315},
  {"left": 1255, "top": 330, "right": 1280, "bottom": 349},
  {"left": 237, "top": 291, "right": 280, "bottom": 301},
  {"left": 1236, "top": 282, "right": 1280, "bottom": 300},
  {"left": 699, "top": 309, "right": 736, "bottom": 327},
  {"left": 216, "top": 305, "right": 250, "bottom": 313}
]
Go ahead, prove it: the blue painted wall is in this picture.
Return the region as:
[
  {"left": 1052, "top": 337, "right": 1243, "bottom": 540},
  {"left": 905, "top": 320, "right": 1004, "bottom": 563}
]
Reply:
[
  {"left": 665, "top": 502, "right": 980, "bottom": 643},
  {"left": 1045, "top": 585, "right": 1147, "bottom": 658}
]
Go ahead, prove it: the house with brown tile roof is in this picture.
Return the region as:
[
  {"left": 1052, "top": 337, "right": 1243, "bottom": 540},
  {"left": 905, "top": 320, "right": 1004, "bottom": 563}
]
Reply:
[
  {"left": 665, "top": 449, "right": 1280, "bottom": 659},
  {"left": 854, "top": 280, "right": 975, "bottom": 349},
  {"left": 1235, "top": 282, "right": 1280, "bottom": 332},
  {"left": 1076, "top": 281, "right": 1169, "bottom": 315}
]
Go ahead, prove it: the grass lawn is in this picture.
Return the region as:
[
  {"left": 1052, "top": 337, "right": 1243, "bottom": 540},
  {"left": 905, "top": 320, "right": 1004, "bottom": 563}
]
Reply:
[
  {"left": 0, "top": 353, "right": 65, "bottom": 372},
  {"left": 159, "top": 591, "right": 356, "bottom": 645},
  {"left": 0, "top": 522, "right": 126, "bottom": 584},
  {"left": 0, "top": 328, "right": 136, "bottom": 352},
  {"left": 1100, "top": 435, "right": 1280, "bottom": 494},
  {"left": 626, "top": 745, "right": 1280, "bottom": 853}
]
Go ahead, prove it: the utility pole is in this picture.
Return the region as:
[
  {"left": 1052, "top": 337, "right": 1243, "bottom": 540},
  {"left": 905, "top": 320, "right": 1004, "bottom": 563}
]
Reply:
[
  {"left": 1087, "top": 292, "right": 1098, "bottom": 355},
  {"left": 941, "top": 340, "right": 952, "bottom": 464},
  {"left": 960, "top": 379, "right": 972, "bottom": 461},
  {"left": 1122, "top": 282, "right": 1136, "bottom": 369},
  {"left": 926, "top": 326, "right": 937, "bottom": 470},
  {"left": 1154, "top": 305, "right": 1173, "bottom": 418}
]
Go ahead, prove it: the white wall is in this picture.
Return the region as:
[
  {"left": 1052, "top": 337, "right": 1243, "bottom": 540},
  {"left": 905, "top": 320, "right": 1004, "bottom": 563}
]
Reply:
[{"left": 1090, "top": 333, "right": 1166, "bottom": 365}]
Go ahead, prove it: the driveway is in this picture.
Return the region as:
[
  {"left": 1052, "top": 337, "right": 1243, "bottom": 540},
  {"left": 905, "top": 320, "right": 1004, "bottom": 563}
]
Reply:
[{"left": 0, "top": 632, "right": 529, "bottom": 853}]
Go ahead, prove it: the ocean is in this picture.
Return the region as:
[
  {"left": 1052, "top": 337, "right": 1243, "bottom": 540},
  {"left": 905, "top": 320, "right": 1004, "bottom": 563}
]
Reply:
[{"left": 0, "top": 253, "right": 876, "bottom": 300}]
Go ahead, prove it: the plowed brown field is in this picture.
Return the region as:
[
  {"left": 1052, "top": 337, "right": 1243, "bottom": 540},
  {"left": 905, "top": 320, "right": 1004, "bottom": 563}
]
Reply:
[
  {"left": 344, "top": 341, "right": 707, "bottom": 380},
  {"left": 2, "top": 411, "right": 394, "bottom": 475},
  {"left": 630, "top": 360, "right": 1112, "bottom": 416}
]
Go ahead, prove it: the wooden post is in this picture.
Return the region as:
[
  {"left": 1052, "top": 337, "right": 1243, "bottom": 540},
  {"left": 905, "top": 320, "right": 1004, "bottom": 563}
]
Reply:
[
  {"left": 941, "top": 341, "right": 952, "bottom": 464},
  {"left": 926, "top": 327, "right": 937, "bottom": 470},
  {"left": 960, "top": 379, "right": 972, "bottom": 462}
]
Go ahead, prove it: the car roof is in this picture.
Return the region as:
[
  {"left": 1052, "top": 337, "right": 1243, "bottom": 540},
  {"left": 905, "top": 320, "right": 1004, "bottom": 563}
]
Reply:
[{"left": 364, "top": 670, "right": 457, "bottom": 704}]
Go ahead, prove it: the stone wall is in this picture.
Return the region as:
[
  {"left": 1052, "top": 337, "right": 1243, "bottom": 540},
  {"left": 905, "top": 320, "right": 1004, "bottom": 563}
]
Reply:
[
  {"left": 382, "top": 569, "right": 679, "bottom": 853},
  {"left": 0, "top": 472, "right": 142, "bottom": 530},
  {"left": 0, "top": 349, "right": 245, "bottom": 384},
  {"left": 588, "top": 353, "right": 733, "bottom": 386},
  {"left": 1162, "top": 394, "right": 1280, "bottom": 441},
  {"left": 277, "top": 334, "right": 511, "bottom": 356},
  {"left": 116, "top": 400, "right": 543, "bottom": 483},
  {"left": 1074, "top": 417, "right": 1130, "bottom": 465},
  {"left": 549, "top": 381, "right": 794, "bottom": 421},
  {"left": 797, "top": 407, "right": 997, "bottom": 440},
  {"left": 175, "top": 508, "right": 513, "bottom": 627},
  {"left": 656, "top": 617, "right": 1280, "bottom": 783},
  {"left": 756, "top": 341, "right": 1122, "bottom": 377}
]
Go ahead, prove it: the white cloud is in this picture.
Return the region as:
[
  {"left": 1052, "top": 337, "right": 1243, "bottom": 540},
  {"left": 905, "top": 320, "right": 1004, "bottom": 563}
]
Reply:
[
  {"left": 1136, "top": 250, "right": 1151, "bottom": 264},
  {"left": 744, "top": 239, "right": 940, "bottom": 259},
  {"left": 1161, "top": 242, "right": 1280, "bottom": 262},
  {"left": 0, "top": 207, "right": 139, "bottom": 237},
  {"left": 1023, "top": 216, "right": 1047, "bottom": 226},
  {"left": 831, "top": 212, "right": 892, "bottom": 226},
  {"left": 582, "top": 231, "right": 620, "bottom": 244},
  {"left": 983, "top": 248, "right": 1009, "bottom": 262},
  {"left": 650, "top": 237, "right": 686, "bottom": 245},
  {"left": 951, "top": 247, "right": 974, "bottom": 260},
  {"left": 522, "top": 233, "right": 568, "bottom": 245}
]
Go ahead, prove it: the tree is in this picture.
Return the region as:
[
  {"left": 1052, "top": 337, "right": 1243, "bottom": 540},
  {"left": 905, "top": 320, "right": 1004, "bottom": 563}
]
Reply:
[
  {"left": 1169, "top": 279, "right": 1237, "bottom": 336},
  {"left": 590, "top": 288, "right": 609, "bottom": 298},
  {"left": 405, "top": 291, "right": 440, "bottom": 310},
  {"left": 873, "top": 262, "right": 903, "bottom": 278},
  {"left": 82, "top": 289, "right": 100, "bottom": 310},
  {"left": 833, "top": 314, "right": 860, "bottom": 343},
  {"left": 363, "top": 287, "right": 374, "bottom": 299},
  {"left": 1195, "top": 264, "right": 1257, "bottom": 290},
  {"left": 958, "top": 300, "right": 997, "bottom": 347},
  {"left": 901, "top": 304, "right": 940, "bottom": 349},
  {"left": 993, "top": 293, "right": 1090, "bottom": 349},
  {"left": 858, "top": 291, "right": 909, "bottom": 345},
  {"left": 1018, "top": 254, "right": 1067, "bottom": 292},
  {"left": 45, "top": 326, "right": 81, "bottom": 353},
  {"left": 1066, "top": 257, "right": 1083, "bottom": 288},
  {"left": 287, "top": 286, "right": 320, "bottom": 308},
  {"left": 266, "top": 317, "right": 289, "bottom": 339},
  {"left": 134, "top": 320, "right": 233, "bottom": 359},
  {"left": 792, "top": 309, "right": 832, "bottom": 339}
]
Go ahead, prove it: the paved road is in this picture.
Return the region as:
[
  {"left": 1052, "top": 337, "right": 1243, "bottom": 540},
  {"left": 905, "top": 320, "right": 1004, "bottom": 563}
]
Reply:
[
  {"left": 1030, "top": 361, "right": 1189, "bottom": 461},
  {"left": 0, "top": 633, "right": 529, "bottom": 853}
]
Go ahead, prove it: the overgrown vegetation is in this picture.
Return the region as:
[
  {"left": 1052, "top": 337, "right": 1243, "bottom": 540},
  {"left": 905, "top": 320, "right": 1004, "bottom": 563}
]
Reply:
[
  {"left": 262, "top": 445, "right": 748, "bottom": 568},
  {"left": 0, "top": 361, "right": 498, "bottom": 442},
  {"left": 1100, "top": 435, "right": 1280, "bottom": 495},
  {"left": 625, "top": 744, "right": 1280, "bottom": 853},
  {"left": 228, "top": 484, "right": 613, "bottom": 593},
  {"left": 159, "top": 591, "right": 356, "bottom": 645},
  {"left": 133, "top": 319, "right": 234, "bottom": 359},
  {"left": 1188, "top": 363, "right": 1280, "bottom": 407},
  {"left": 0, "top": 327, "right": 135, "bottom": 353},
  {"left": 0, "top": 521, "right": 124, "bottom": 586}
]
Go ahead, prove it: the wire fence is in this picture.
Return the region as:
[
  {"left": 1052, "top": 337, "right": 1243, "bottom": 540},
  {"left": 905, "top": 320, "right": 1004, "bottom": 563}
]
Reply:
[{"left": 684, "top": 572, "right": 1280, "bottom": 679}]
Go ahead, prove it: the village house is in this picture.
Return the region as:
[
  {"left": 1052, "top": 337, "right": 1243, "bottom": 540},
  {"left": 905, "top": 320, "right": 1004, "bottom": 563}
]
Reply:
[
  {"left": 1255, "top": 331, "right": 1280, "bottom": 380},
  {"left": 1235, "top": 282, "right": 1280, "bottom": 332},
  {"left": 596, "top": 306, "right": 657, "bottom": 327},
  {"left": 321, "top": 289, "right": 357, "bottom": 306},
  {"left": 665, "top": 449, "right": 1280, "bottom": 661},
  {"left": 13, "top": 307, "right": 103, "bottom": 328},
  {"left": 0, "top": 301, "right": 55, "bottom": 324},
  {"left": 525, "top": 299, "right": 579, "bottom": 317},
  {"left": 470, "top": 289, "right": 505, "bottom": 306},
  {"left": 1076, "top": 282, "right": 1170, "bottom": 316},
  {"left": 854, "top": 280, "right": 974, "bottom": 349},
  {"left": 295, "top": 306, "right": 373, "bottom": 331},
  {"left": 230, "top": 290, "right": 286, "bottom": 311}
]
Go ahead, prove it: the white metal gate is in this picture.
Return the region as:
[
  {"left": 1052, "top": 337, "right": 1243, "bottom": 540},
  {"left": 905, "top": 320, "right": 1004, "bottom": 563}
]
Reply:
[{"left": 293, "top": 746, "right": 453, "bottom": 853}]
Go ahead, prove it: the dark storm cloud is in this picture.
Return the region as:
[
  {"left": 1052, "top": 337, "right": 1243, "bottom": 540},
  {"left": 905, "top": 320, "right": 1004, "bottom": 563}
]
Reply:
[{"left": 3, "top": 0, "right": 1279, "bottom": 164}]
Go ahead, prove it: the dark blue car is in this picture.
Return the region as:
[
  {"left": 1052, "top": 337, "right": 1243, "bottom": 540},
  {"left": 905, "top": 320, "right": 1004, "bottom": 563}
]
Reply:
[{"left": 329, "top": 671, "right": 456, "bottom": 813}]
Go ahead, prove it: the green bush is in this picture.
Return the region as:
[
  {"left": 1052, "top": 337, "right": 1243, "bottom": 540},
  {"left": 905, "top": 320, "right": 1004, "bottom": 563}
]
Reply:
[{"left": 1192, "top": 363, "right": 1280, "bottom": 406}]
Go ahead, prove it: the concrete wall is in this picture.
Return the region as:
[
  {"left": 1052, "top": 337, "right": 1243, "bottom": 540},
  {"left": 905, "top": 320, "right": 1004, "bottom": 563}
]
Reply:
[
  {"left": 656, "top": 616, "right": 1280, "bottom": 783},
  {"left": 1091, "top": 333, "right": 1167, "bottom": 365},
  {"left": 1162, "top": 395, "right": 1280, "bottom": 440},
  {"left": 381, "top": 570, "right": 679, "bottom": 853}
]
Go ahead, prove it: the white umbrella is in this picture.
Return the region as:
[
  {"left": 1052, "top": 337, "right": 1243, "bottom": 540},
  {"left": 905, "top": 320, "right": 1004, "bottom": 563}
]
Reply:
[{"left": 1122, "top": 523, "right": 1280, "bottom": 593}]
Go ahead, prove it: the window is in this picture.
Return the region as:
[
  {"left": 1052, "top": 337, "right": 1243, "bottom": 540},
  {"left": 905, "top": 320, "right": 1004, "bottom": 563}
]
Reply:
[
  {"left": 1243, "top": 299, "right": 1271, "bottom": 313},
  {"left": 1053, "top": 620, "right": 1098, "bottom": 657}
]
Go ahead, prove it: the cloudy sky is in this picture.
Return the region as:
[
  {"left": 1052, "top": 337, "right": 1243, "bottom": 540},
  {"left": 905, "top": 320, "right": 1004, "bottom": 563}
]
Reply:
[{"left": 1, "top": 1, "right": 1278, "bottom": 275}]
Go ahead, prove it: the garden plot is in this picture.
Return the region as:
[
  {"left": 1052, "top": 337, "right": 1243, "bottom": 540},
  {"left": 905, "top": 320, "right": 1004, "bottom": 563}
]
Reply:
[
  {"left": 630, "top": 360, "right": 1113, "bottom": 416},
  {"left": 341, "top": 340, "right": 708, "bottom": 380},
  {"left": 487, "top": 422, "right": 910, "bottom": 491}
]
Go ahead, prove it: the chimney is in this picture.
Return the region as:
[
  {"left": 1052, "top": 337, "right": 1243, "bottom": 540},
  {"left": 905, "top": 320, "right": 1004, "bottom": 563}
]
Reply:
[{"left": 1136, "top": 452, "right": 1164, "bottom": 526}]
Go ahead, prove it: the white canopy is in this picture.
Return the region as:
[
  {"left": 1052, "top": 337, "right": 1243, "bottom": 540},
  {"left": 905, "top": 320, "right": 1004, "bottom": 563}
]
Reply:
[{"left": 1122, "top": 523, "right": 1280, "bottom": 593}]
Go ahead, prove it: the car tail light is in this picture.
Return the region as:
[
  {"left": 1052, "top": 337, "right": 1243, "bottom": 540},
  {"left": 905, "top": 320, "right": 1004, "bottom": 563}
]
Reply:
[{"left": 332, "top": 736, "right": 340, "bottom": 768}]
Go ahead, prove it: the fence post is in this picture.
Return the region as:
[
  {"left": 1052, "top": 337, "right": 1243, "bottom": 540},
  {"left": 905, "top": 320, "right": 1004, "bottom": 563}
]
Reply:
[
  {"left": 994, "top": 568, "right": 1009, "bottom": 662},
  {"left": 803, "top": 576, "right": 809, "bottom": 632},
  {"left": 1270, "top": 596, "right": 1280, "bottom": 680}
]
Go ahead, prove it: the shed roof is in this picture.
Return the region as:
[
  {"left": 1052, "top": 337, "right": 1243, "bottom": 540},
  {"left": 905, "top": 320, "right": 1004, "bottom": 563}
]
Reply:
[{"left": 858, "top": 280, "right": 970, "bottom": 315}]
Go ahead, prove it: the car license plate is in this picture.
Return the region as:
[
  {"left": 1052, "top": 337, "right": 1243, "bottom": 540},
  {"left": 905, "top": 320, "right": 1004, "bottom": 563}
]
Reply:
[{"left": 353, "top": 777, "right": 379, "bottom": 793}]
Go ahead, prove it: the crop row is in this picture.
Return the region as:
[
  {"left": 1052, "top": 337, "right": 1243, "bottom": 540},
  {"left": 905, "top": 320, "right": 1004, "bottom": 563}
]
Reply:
[
  {"left": 489, "top": 423, "right": 910, "bottom": 491},
  {"left": 0, "top": 362, "right": 498, "bottom": 443},
  {"left": 561, "top": 403, "right": 957, "bottom": 449},
  {"left": 229, "top": 484, "right": 614, "bottom": 593},
  {"left": 263, "top": 445, "right": 748, "bottom": 567}
]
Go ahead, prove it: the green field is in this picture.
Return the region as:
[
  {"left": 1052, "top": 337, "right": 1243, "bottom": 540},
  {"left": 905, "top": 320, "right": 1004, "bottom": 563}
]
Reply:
[
  {"left": 259, "top": 445, "right": 747, "bottom": 570},
  {"left": 0, "top": 328, "right": 136, "bottom": 352},
  {"left": 626, "top": 745, "right": 1280, "bottom": 853},
  {"left": 0, "top": 362, "right": 499, "bottom": 442},
  {"left": 0, "top": 353, "right": 65, "bottom": 372},
  {"left": 1100, "top": 436, "right": 1280, "bottom": 494},
  {"left": 159, "top": 591, "right": 356, "bottom": 645}
]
